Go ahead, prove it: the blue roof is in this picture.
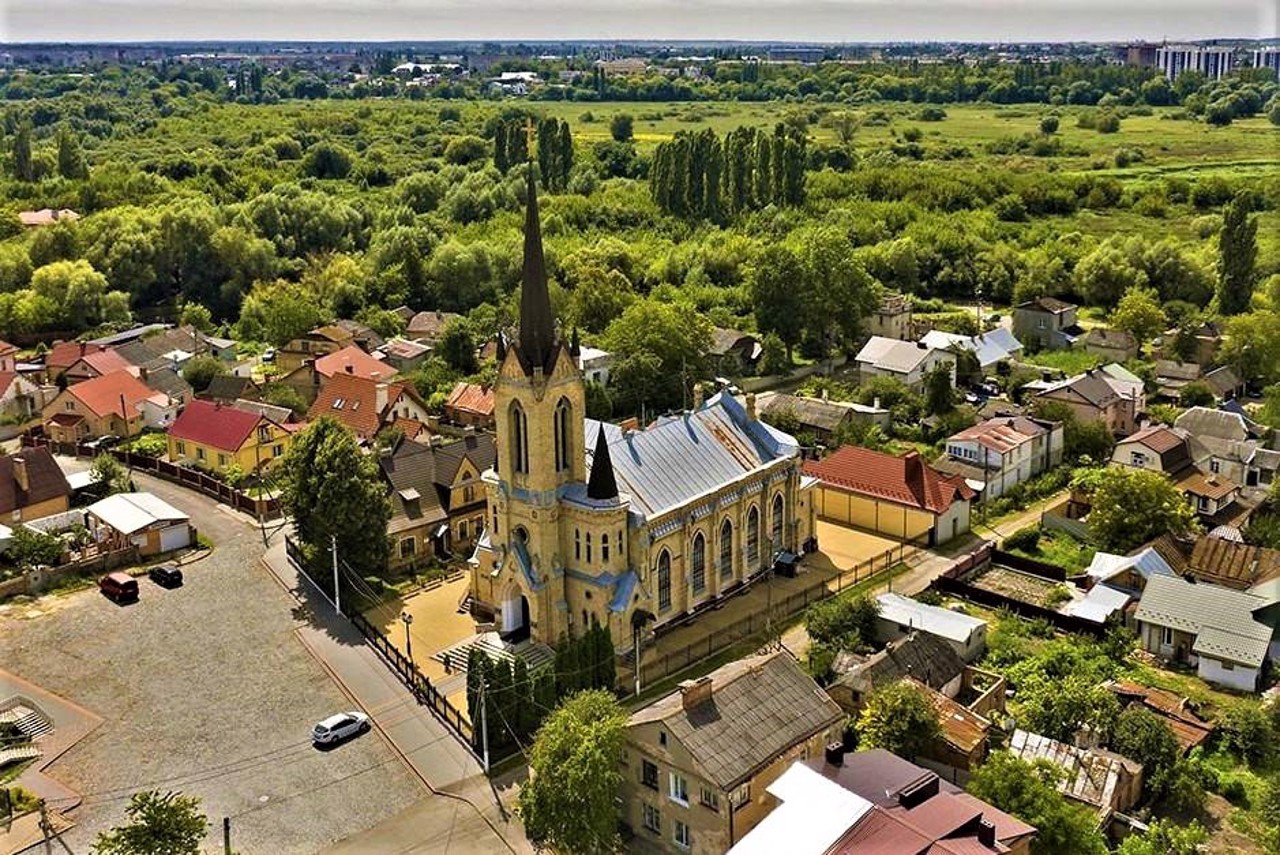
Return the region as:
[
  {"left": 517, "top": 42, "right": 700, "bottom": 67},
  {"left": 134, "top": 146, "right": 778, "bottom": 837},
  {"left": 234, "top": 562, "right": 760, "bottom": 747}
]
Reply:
[
  {"left": 512, "top": 538, "right": 543, "bottom": 591},
  {"left": 584, "top": 393, "right": 798, "bottom": 520},
  {"left": 610, "top": 571, "right": 639, "bottom": 613}
]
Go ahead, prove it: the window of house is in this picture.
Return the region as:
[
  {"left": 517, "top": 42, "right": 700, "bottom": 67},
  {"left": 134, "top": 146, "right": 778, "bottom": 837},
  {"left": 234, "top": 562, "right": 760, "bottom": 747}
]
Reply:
[
  {"left": 1037, "top": 318, "right": 1047, "bottom": 329},
  {"left": 459, "top": 520, "right": 468, "bottom": 540},
  {"left": 720, "top": 520, "right": 733, "bottom": 579},
  {"left": 747, "top": 506, "right": 760, "bottom": 567},
  {"left": 659, "top": 730, "right": 667, "bottom": 747},
  {"left": 400, "top": 537, "right": 415, "bottom": 558},
  {"left": 602, "top": 533, "right": 609, "bottom": 562},
  {"left": 218, "top": 454, "right": 228, "bottom": 467},
  {"left": 729, "top": 783, "right": 751, "bottom": 808},
  {"left": 1130, "top": 451, "right": 1147, "bottom": 467},
  {"left": 492, "top": 508, "right": 499, "bottom": 536},
  {"left": 257, "top": 425, "right": 271, "bottom": 443},
  {"left": 699, "top": 787, "right": 719, "bottom": 812},
  {"left": 673, "top": 819, "right": 691, "bottom": 849},
  {"left": 669, "top": 772, "right": 689, "bottom": 806},
  {"left": 1222, "top": 661, "right": 1235, "bottom": 671},
  {"left": 463, "top": 485, "right": 475, "bottom": 503},
  {"left": 176, "top": 441, "right": 186, "bottom": 455},
  {"left": 586, "top": 532, "right": 592, "bottom": 563},
  {"left": 196, "top": 448, "right": 205, "bottom": 461},
  {"left": 1197, "top": 496, "right": 1210, "bottom": 512},
  {"left": 1162, "top": 627, "right": 1174, "bottom": 646},
  {"left": 691, "top": 533, "right": 706, "bottom": 594},
  {"left": 657, "top": 550, "right": 671, "bottom": 612},
  {"left": 273, "top": 444, "right": 284, "bottom": 457},
  {"left": 1210, "top": 458, "right": 1220, "bottom": 474},
  {"left": 641, "top": 760, "right": 659, "bottom": 790},
  {"left": 65, "top": 401, "right": 74, "bottom": 411},
  {"left": 643, "top": 804, "right": 661, "bottom": 834}
]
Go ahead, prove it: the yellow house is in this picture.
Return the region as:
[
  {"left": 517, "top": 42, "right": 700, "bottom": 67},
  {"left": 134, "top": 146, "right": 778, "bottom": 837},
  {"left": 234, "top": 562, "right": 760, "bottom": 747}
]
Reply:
[{"left": 166, "top": 399, "right": 294, "bottom": 473}]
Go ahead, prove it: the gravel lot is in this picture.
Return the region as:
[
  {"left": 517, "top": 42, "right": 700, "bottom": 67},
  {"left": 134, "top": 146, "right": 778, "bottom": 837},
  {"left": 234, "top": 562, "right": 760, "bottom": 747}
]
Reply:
[{"left": 0, "top": 471, "right": 423, "bottom": 854}]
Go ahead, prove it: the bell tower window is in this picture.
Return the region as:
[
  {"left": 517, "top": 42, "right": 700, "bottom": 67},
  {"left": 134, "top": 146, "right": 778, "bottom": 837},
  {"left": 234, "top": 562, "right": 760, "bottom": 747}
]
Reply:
[
  {"left": 510, "top": 401, "right": 529, "bottom": 475},
  {"left": 554, "top": 397, "right": 572, "bottom": 473}
]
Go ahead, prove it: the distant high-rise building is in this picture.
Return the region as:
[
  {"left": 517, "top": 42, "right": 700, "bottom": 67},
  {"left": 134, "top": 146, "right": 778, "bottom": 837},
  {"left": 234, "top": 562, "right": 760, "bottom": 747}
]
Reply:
[
  {"left": 1252, "top": 47, "right": 1280, "bottom": 76},
  {"left": 1156, "top": 44, "right": 1235, "bottom": 80},
  {"left": 1121, "top": 42, "right": 1160, "bottom": 67}
]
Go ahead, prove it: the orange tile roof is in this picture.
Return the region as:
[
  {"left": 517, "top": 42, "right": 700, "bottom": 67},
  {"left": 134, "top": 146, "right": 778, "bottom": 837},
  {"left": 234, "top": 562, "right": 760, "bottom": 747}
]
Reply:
[
  {"left": 76, "top": 348, "right": 136, "bottom": 377},
  {"left": 67, "top": 370, "right": 166, "bottom": 418},
  {"left": 313, "top": 345, "right": 397, "bottom": 381},
  {"left": 445, "top": 381, "right": 495, "bottom": 417},
  {"left": 804, "top": 446, "right": 974, "bottom": 514},
  {"left": 46, "top": 340, "right": 109, "bottom": 371},
  {"left": 308, "top": 372, "right": 412, "bottom": 439}
]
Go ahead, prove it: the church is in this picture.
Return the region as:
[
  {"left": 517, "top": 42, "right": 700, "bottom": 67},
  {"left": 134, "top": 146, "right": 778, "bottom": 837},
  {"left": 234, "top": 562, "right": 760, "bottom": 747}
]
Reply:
[{"left": 468, "top": 167, "right": 817, "bottom": 654}]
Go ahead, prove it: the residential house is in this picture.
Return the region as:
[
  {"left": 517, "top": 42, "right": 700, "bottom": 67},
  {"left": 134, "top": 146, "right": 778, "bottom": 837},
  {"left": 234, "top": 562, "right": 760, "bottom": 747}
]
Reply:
[
  {"left": 1153, "top": 360, "right": 1203, "bottom": 400},
  {"left": 943, "top": 415, "right": 1063, "bottom": 500},
  {"left": 111, "top": 325, "right": 218, "bottom": 371},
  {"left": 1032, "top": 365, "right": 1144, "bottom": 436},
  {"left": 0, "top": 372, "right": 48, "bottom": 423},
  {"left": 919, "top": 327, "right": 1023, "bottom": 372},
  {"left": 1157, "top": 319, "right": 1223, "bottom": 366},
  {"left": 1110, "top": 424, "right": 1242, "bottom": 521},
  {"left": 86, "top": 491, "right": 192, "bottom": 556},
  {"left": 775, "top": 748, "right": 1037, "bottom": 855},
  {"left": 276, "top": 324, "right": 355, "bottom": 373},
  {"left": 307, "top": 372, "right": 430, "bottom": 442},
  {"left": 804, "top": 447, "right": 974, "bottom": 546},
  {"left": 873, "top": 592, "right": 988, "bottom": 661},
  {"left": 201, "top": 375, "right": 261, "bottom": 405},
  {"left": 759, "top": 392, "right": 889, "bottom": 443},
  {"left": 1183, "top": 536, "right": 1280, "bottom": 591},
  {"left": 0, "top": 340, "right": 18, "bottom": 373},
  {"left": 1012, "top": 297, "right": 1083, "bottom": 351},
  {"left": 335, "top": 318, "right": 384, "bottom": 352},
  {"left": 431, "top": 432, "right": 496, "bottom": 554},
  {"left": 85, "top": 323, "right": 173, "bottom": 348},
  {"left": 1103, "top": 680, "right": 1213, "bottom": 754},
  {"left": 854, "top": 337, "right": 957, "bottom": 390},
  {"left": 1204, "top": 366, "right": 1245, "bottom": 401},
  {"left": 827, "top": 632, "right": 968, "bottom": 714},
  {"left": 313, "top": 344, "right": 396, "bottom": 383},
  {"left": 1174, "top": 406, "right": 1278, "bottom": 495},
  {"left": 576, "top": 345, "right": 613, "bottom": 387},
  {"left": 1133, "top": 573, "right": 1274, "bottom": 692},
  {"left": 380, "top": 438, "right": 450, "bottom": 568},
  {"left": 1081, "top": 327, "right": 1138, "bottom": 362},
  {"left": 166, "top": 399, "right": 295, "bottom": 474},
  {"left": 0, "top": 447, "right": 71, "bottom": 522},
  {"left": 622, "top": 652, "right": 843, "bottom": 855},
  {"left": 42, "top": 341, "right": 110, "bottom": 384},
  {"left": 864, "top": 292, "right": 913, "bottom": 341},
  {"left": 1085, "top": 546, "right": 1174, "bottom": 595},
  {"left": 443, "top": 381, "right": 496, "bottom": 429},
  {"left": 42, "top": 370, "right": 177, "bottom": 443},
  {"left": 406, "top": 310, "right": 461, "bottom": 344},
  {"left": 378, "top": 339, "right": 431, "bottom": 374},
  {"left": 18, "top": 208, "right": 81, "bottom": 227},
  {"left": 61, "top": 347, "right": 135, "bottom": 386},
  {"left": 709, "top": 328, "right": 762, "bottom": 376},
  {"left": 911, "top": 678, "right": 996, "bottom": 772},
  {"left": 1007, "top": 730, "right": 1143, "bottom": 822}
]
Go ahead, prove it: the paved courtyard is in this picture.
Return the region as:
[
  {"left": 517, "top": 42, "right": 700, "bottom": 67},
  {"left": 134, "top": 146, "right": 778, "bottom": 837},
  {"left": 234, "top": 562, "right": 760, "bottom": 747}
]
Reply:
[{"left": 0, "top": 471, "right": 423, "bottom": 855}]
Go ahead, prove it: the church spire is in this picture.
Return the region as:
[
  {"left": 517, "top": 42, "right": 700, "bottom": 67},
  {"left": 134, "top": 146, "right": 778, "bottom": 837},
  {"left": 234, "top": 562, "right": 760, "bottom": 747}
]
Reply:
[
  {"left": 518, "top": 160, "right": 556, "bottom": 374},
  {"left": 587, "top": 424, "right": 618, "bottom": 501}
]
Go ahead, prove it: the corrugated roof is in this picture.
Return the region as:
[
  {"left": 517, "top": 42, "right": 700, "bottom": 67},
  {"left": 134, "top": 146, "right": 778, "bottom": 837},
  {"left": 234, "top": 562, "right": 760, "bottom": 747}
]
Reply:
[
  {"left": 1134, "top": 574, "right": 1271, "bottom": 667},
  {"left": 1174, "top": 407, "right": 1254, "bottom": 442},
  {"left": 1104, "top": 680, "right": 1213, "bottom": 753},
  {"left": 1062, "top": 584, "right": 1130, "bottom": 624},
  {"left": 585, "top": 392, "right": 797, "bottom": 520},
  {"left": 804, "top": 447, "right": 974, "bottom": 514},
  {"left": 856, "top": 337, "right": 948, "bottom": 374},
  {"left": 1086, "top": 548, "right": 1174, "bottom": 584},
  {"left": 88, "top": 492, "right": 188, "bottom": 534},
  {"left": 875, "top": 594, "right": 986, "bottom": 644},
  {"left": 1008, "top": 729, "right": 1134, "bottom": 811},
  {"left": 628, "top": 651, "right": 842, "bottom": 790},
  {"left": 1188, "top": 536, "right": 1280, "bottom": 589}
]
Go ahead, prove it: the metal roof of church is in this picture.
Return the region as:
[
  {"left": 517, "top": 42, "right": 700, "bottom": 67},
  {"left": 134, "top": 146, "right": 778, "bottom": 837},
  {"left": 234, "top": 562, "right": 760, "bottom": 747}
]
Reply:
[{"left": 583, "top": 392, "right": 798, "bottom": 520}]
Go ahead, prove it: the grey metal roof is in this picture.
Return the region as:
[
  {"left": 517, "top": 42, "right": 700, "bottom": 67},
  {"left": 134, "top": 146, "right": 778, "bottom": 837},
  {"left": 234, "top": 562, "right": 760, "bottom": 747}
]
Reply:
[
  {"left": 1174, "top": 407, "right": 1254, "bottom": 442},
  {"left": 1134, "top": 574, "right": 1271, "bottom": 667},
  {"left": 584, "top": 392, "right": 797, "bottom": 520},
  {"left": 628, "top": 652, "right": 842, "bottom": 790},
  {"left": 855, "top": 337, "right": 948, "bottom": 374}
]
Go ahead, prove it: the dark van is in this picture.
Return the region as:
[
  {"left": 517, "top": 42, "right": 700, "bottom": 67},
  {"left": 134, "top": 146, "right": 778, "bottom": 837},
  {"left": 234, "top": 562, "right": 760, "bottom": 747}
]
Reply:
[{"left": 99, "top": 572, "right": 139, "bottom": 603}]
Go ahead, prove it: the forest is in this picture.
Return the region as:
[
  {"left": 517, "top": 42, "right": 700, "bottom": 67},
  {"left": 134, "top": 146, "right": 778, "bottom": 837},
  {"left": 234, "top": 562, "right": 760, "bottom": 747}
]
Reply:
[{"left": 0, "top": 58, "right": 1276, "bottom": 420}]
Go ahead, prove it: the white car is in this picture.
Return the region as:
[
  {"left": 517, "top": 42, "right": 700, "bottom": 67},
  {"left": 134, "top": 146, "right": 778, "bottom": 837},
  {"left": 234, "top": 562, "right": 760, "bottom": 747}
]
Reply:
[{"left": 311, "top": 711, "right": 370, "bottom": 745}]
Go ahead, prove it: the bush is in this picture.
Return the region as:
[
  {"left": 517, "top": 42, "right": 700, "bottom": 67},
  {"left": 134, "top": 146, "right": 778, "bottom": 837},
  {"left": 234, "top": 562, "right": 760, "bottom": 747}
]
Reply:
[
  {"left": 918, "top": 106, "right": 947, "bottom": 121},
  {"left": 1039, "top": 115, "right": 1059, "bottom": 134},
  {"left": 1044, "top": 584, "right": 1073, "bottom": 609},
  {"left": 1003, "top": 526, "right": 1042, "bottom": 553}
]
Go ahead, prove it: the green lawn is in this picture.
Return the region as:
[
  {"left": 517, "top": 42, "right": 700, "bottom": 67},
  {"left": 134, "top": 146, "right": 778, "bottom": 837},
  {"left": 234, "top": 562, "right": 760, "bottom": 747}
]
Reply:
[
  {"left": 1021, "top": 349, "right": 1104, "bottom": 375},
  {"left": 1006, "top": 531, "right": 1095, "bottom": 574}
]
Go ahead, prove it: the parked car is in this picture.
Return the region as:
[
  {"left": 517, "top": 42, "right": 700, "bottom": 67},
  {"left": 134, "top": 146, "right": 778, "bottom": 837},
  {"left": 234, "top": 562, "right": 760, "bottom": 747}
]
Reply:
[
  {"left": 148, "top": 565, "right": 183, "bottom": 588},
  {"left": 99, "top": 572, "right": 139, "bottom": 603},
  {"left": 311, "top": 711, "right": 369, "bottom": 745},
  {"left": 262, "top": 348, "right": 276, "bottom": 363}
]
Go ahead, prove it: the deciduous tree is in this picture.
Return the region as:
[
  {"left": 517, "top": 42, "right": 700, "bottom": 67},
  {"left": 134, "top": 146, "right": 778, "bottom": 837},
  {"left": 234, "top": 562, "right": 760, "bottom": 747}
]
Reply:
[
  {"left": 967, "top": 753, "right": 1107, "bottom": 855},
  {"left": 91, "top": 790, "right": 207, "bottom": 855},
  {"left": 1110, "top": 285, "right": 1165, "bottom": 346},
  {"left": 856, "top": 681, "right": 941, "bottom": 760},
  {"left": 1073, "top": 467, "right": 1197, "bottom": 552},
  {"left": 1218, "top": 193, "right": 1258, "bottom": 315}
]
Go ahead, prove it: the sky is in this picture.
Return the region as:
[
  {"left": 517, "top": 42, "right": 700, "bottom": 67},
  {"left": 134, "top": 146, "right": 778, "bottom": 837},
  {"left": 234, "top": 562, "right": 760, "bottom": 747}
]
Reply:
[{"left": 1, "top": 0, "right": 1274, "bottom": 44}]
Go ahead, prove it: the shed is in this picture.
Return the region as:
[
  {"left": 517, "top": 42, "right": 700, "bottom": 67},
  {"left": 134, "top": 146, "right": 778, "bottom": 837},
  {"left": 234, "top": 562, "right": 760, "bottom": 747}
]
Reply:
[
  {"left": 874, "top": 593, "right": 988, "bottom": 661},
  {"left": 86, "top": 492, "right": 192, "bottom": 557}
]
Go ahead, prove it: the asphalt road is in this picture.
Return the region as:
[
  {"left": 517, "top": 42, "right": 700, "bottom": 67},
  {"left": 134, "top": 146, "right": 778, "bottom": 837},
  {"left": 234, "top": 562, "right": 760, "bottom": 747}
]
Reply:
[{"left": 0, "top": 465, "right": 424, "bottom": 854}]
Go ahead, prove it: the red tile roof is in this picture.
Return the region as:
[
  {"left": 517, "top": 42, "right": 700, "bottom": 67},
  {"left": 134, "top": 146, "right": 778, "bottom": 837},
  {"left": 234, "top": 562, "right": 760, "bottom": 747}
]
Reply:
[
  {"left": 75, "top": 348, "right": 136, "bottom": 377},
  {"left": 66, "top": 370, "right": 166, "bottom": 418},
  {"left": 313, "top": 345, "right": 397, "bottom": 381},
  {"left": 308, "top": 372, "right": 412, "bottom": 439},
  {"left": 804, "top": 446, "right": 975, "bottom": 514},
  {"left": 445, "top": 381, "right": 495, "bottom": 418},
  {"left": 168, "top": 399, "right": 274, "bottom": 452},
  {"left": 0, "top": 372, "right": 18, "bottom": 399},
  {"left": 1123, "top": 424, "right": 1186, "bottom": 454},
  {"left": 46, "top": 341, "right": 109, "bottom": 371}
]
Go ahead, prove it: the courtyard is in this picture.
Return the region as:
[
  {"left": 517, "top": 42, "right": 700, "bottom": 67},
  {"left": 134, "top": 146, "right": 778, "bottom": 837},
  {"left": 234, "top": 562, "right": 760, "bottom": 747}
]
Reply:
[{"left": 0, "top": 472, "right": 424, "bottom": 855}]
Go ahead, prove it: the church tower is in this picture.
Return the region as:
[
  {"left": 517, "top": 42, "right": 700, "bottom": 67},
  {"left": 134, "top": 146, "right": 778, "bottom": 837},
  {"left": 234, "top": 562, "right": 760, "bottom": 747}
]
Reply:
[{"left": 482, "top": 163, "right": 586, "bottom": 643}]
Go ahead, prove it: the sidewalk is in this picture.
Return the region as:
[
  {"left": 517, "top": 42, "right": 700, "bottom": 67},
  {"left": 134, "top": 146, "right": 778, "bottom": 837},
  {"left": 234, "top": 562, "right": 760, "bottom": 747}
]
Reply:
[
  {"left": 974, "top": 489, "right": 1071, "bottom": 541},
  {"left": 260, "top": 540, "right": 533, "bottom": 855}
]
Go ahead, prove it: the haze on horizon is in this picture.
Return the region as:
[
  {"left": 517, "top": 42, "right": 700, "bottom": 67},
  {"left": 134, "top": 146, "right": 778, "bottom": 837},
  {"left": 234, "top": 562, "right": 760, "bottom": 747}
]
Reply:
[{"left": 1, "top": 0, "right": 1275, "bottom": 45}]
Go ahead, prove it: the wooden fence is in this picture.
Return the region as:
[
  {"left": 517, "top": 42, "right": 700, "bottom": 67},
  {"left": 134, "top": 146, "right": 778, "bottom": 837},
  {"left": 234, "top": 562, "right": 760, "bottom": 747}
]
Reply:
[{"left": 21, "top": 433, "right": 281, "bottom": 519}]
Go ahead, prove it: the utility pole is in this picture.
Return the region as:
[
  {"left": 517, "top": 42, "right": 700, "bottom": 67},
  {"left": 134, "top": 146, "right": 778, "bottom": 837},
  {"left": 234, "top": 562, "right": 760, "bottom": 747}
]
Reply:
[
  {"left": 479, "top": 672, "right": 490, "bottom": 774},
  {"left": 223, "top": 817, "right": 232, "bottom": 855},
  {"left": 633, "top": 622, "right": 642, "bottom": 697},
  {"left": 118, "top": 393, "right": 133, "bottom": 480},
  {"left": 331, "top": 534, "right": 342, "bottom": 616}
]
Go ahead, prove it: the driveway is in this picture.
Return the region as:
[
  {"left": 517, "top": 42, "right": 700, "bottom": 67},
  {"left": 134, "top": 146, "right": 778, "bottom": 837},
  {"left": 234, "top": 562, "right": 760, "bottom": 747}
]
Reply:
[{"left": 0, "top": 467, "right": 423, "bottom": 855}]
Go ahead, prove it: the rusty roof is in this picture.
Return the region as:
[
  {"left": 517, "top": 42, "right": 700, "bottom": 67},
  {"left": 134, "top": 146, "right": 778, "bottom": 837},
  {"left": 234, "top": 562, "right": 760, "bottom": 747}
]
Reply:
[
  {"left": 1188, "top": 536, "right": 1280, "bottom": 589},
  {"left": 1104, "top": 680, "right": 1213, "bottom": 753},
  {"left": 445, "top": 381, "right": 495, "bottom": 417},
  {"left": 908, "top": 678, "right": 991, "bottom": 755}
]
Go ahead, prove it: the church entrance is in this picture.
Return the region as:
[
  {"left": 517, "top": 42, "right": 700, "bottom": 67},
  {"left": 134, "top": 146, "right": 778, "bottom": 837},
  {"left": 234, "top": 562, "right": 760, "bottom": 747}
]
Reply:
[{"left": 500, "top": 587, "right": 531, "bottom": 643}]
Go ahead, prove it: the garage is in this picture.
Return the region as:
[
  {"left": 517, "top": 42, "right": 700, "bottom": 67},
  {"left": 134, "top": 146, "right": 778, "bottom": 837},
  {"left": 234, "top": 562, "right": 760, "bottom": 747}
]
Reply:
[{"left": 87, "top": 492, "right": 194, "bottom": 557}]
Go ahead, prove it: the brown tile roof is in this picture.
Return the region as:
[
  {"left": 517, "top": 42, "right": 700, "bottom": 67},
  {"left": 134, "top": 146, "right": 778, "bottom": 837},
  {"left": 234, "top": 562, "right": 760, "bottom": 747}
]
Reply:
[
  {"left": 1124, "top": 425, "right": 1185, "bottom": 455},
  {"left": 66, "top": 370, "right": 167, "bottom": 418},
  {"left": 1104, "top": 680, "right": 1213, "bottom": 753},
  {"left": 628, "top": 652, "right": 842, "bottom": 790},
  {"left": 1175, "top": 470, "right": 1238, "bottom": 502},
  {"left": 407, "top": 310, "right": 460, "bottom": 339},
  {"left": 1187, "top": 537, "right": 1280, "bottom": 590},
  {"left": 0, "top": 447, "right": 71, "bottom": 515},
  {"left": 1018, "top": 296, "right": 1075, "bottom": 314},
  {"left": 313, "top": 345, "right": 397, "bottom": 381},
  {"left": 45, "top": 341, "right": 109, "bottom": 372},
  {"left": 804, "top": 447, "right": 974, "bottom": 515},
  {"left": 1142, "top": 533, "right": 1193, "bottom": 574},
  {"left": 307, "top": 373, "right": 412, "bottom": 440},
  {"left": 445, "top": 382, "right": 495, "bottom": 418},
  {"left": 949, "top": 419, "right": 1037, "bottom": 455}
]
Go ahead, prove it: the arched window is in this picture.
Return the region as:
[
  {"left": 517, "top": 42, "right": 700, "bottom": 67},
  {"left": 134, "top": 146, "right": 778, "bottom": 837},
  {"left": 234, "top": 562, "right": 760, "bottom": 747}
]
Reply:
[
  {"left": 510, "top": 401, "right": 528, "bottom": 474},
  {"left": 771, "top": 493, "right": 784, "bottom": 546},
  {"left": 719, "top": 520, "right": 733, "bottom": 579},
  {"left": 691, "top": 533, "right": 706, "bottom": 595},
  {"left": 575, "top": 529, "right": 581, "bottom": 561},
  {"left": 554, "top": 397, "right": 572, "bottom": 472},
  {"left": 586, "top": 532, "right": 593, "bottom": 563},
  {"left": 747, "top": 506, "right": 760, "bottom": 568},
  {"left": 657, "top": 549, "right": 672, "bottom": 612},
  {"left": 602, "top": 533, "right": 610, "bottom": 562}
]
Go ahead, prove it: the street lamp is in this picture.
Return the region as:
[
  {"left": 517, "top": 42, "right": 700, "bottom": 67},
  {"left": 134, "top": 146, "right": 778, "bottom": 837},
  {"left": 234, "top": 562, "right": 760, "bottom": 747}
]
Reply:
[{"left": 400, "top": 611, "right": 414, "bottom": 670}]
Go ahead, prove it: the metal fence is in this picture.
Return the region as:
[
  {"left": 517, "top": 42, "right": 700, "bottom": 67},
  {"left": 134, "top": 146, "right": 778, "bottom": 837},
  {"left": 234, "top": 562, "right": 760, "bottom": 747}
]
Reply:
[
  {"left": 285, "top": 537, "right": 477, "bottom": 754},
  {"left": 638, "top": 539, "right": 920, "bottom": 685}
]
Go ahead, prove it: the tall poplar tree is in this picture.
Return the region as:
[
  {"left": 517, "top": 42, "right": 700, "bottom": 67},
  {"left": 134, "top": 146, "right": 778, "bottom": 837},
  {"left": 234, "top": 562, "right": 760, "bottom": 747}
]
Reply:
[
  {"left": 1218, "top": 193, "right": 1257, "bottom": 315},
  {"left": 12, "top": 121, "right": 33, "bottom": 182}
]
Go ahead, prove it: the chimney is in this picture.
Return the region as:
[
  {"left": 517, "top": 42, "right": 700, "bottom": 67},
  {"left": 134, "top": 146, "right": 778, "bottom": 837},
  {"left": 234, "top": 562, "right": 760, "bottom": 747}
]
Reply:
[
  {"left": 745, "top": 393, "right": 757, "bottom": 421},
  {"left": 678, "top": 675, "right": 713, "bottom": 711},
  {"left": 375, "top": 382, "right": 389, "bottom": 414},
  {"left": 823, "top": 742, "right": 845, "bottom": 767},
  {"left": 12, "top": 456, "right": 29, "bottom": 493},
  {"left": 903, "top": 451, "right": 925, "bottom": 500},
  {"left": 873, "top": 396, "right": 881, "bottom": 411},
  {"left": 917, "top": 340, "right": 928, "bottom": 349},
  {"left": 692, "top": 382, "right": 704, "bottom": 409},
  {"left": 897, "top": 773, "right": 940, "bottom": 809},
  {"left": 977, "top": 819, "right": 996, "bottom": 848}
]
